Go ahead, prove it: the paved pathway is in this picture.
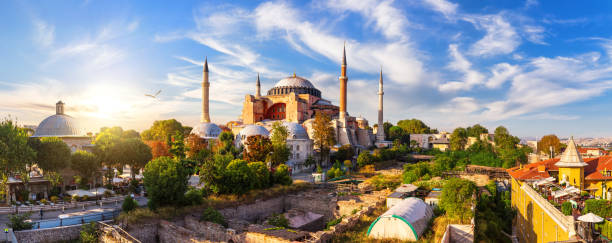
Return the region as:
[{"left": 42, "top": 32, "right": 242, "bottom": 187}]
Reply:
[{"left": 0, "top": 197, "right": 147, "bottom": 230}]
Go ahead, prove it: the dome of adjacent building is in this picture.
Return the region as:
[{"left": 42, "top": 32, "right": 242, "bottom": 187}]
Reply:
[
  {"left": 282, "top": 122, "right": 309, "bottom": 140},
  {"left": 267, "top": 74, "right": 321, "bottom": 97},
  {"left": 239, "top": 124, "right": 270, "bottom": 138},
  {"left": 33, "top": 101, "right": 82, "bottom": 138},
  {"left": 33, "top": 114, "right": 81, "bottom": 137},
  {"left": 191, "top": 122, "right": 222, "bottom": 139}
]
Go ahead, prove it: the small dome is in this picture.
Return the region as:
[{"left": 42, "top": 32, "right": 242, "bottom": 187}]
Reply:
[
  {"left": 239, "top": 125, "right": 270, "bottom": 138},
  {"left": 191, "top": 122, "right": 222, "bottom": 139},
  {"left": 33, "top": 114, "right": 81, "bottom": 137},
  {"left": 273, "top": 76, "right": 315, "bottom": 89},
  {"left": 282, "top": 122, "right": 309, "bottom": 140}
]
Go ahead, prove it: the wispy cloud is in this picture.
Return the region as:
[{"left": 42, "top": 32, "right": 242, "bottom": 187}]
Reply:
[
  {"left": 32, "top": 19, "right": 55, "bottom": 47},
  {"left": 465, "top": 14, "right": 521, "bottom": 57},
  {"left": 423, "top": 0, "right": 458, "bottom": 19},
  {"left": 439, "top": 44, "right": 484, "bottom": 92}
]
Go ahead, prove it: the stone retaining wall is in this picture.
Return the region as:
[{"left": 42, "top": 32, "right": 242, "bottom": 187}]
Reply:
[
  {"left": 220, "top": 196, "right": 285, "bottom": 223},
  {"left": 14, "top": 220, "right": 112, "bottom": 243},
  {"left": 124, "top": 222, "right": 158, "bottom": 243}
]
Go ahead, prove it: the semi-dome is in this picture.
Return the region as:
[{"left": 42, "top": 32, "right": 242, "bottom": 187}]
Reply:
[
  {"left": 33, "top": 101, "right": 82, "bottom": 137},
  {"left": 239, "top": 124, "right": 270, "bottom": 138},
  {"left": 282, "top": 122, "right": 309, "bottom": 140},
  {"left": 267, "top": 74, "right": 321, "bottom": 97},
  {"left": 191, "top": 122, "right": 222, "bottom": 139}
]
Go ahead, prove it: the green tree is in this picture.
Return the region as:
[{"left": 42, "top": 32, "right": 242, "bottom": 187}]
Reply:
[
  {"left": 450, "top": 127, "right": 468, "bottom": 151},
  {"left": 493, "top": 126, "right": 519, "bottom": 149},
  {"left": 388, "top": 126, "right": 409, "bottom": 145},
  {"left": 270, "top": 121, "right": 289, "bottom": 146},
  {"left": 199, "top": 154, "right": 233, "bottom": 194},
  {"left": 167, "top": 131, "right": 186, "bottom": 159},
  {"left": 7, "top": 212, "right": 34, "bottom": 231},
  {"left": 244, "top": 135, "right": 272, "bottom": 163},
  {"left": 334, "top": 145, "right": 354, "bottom": 162},
  {"left": 272, "top": 164, "right": 292, "bottom": 185},
  {"left": 216, "top": 131, "right": 238, "bottom": 156},
  {"left": 79, "top": 222, "right": 98, "bottom": 243},
  {"left": 538, "top": 134, "right": 561, "bottom": 157},
  {"left": 225, "top": 159, "right": 256, "bottom": 194},
  {"left": 397, "top": 119, "right": 433, "bottom": 134},
  {"left": 357, "top": 151, "right": 375, "bottom": 167},
  {"left": 383, "top": 122, "right": 393, "bottom": 140},
  {"left": 268, "top": 144, "right": 291, "bottom": 167},
  {"left": 312, "top": 112, "right": 336, "bottom": 166},
  {"left": 143, "top": 157, "right": 191, "bottom": 209},
  {"left": 35, "top": 137, "right": 71, "bottom": 172},
  {"left": 71, "top": 151, "right": 100, "bottom": 187},
  {"left": 122, "top": 129, "right": 140, "bottom": 139},
  {"left": 466, "top": 124, "right": 489, "bottom": 137},
  {"left": 185, "top": 134, "right": 208, "bottom": 159},
  {"left": 121, "top": 196, "right": 138, "bottom": 212},
  {"left": 248, "top": 162, "right": 270, "bottom": 189},
  {"left": 440, "top": 178, "right": 476, "bottom": 222},
  {"left": 112, "top": 138, "right": 152, "bottom": 179},
  {"left": 141, "top": 119, "right": 190, "bottom": 141}
]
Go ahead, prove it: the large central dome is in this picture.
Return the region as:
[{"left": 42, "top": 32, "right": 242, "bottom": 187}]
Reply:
[{"left": 268, "top": 74, "right": 321, "bottom": 97}]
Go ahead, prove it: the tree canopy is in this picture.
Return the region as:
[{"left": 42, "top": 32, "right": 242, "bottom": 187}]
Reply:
[
  {"left": 396, "top": 119, "right": 436, "bottom": 134},
  {"left": 0, "top": 119, "right": 35, "bottom": 174},
  {"left": 538, "top": 134, "right": 561, "bottom": 157},
  {"left": 312, "top": 112, "right": 336, "bottom": 165},
  {"left": 141, "top": 119, "right": 191, "bottom": 141},
  {"left": 111, "top": 138, "right": 152, "bottom": 178},
  {"left": 143, "top": 156, "right": 191, "bottom": 209},
  {"left": 440, "top": 178, "right": 476, "bottom": 222},
  {"left": 466, "top": 124, "right": 488, "bottom": 137},
  {"left": 244, "top": 135, "right": 272, "bottom": 163},
  {"left": 35, "top": 137, "right": 71, "bottom": 172},
  {"left": 70, "top": 151, "right": 100, "bottom": 185},
  {"left": 450, "top": 127, "right": 468, "bottom": 151}
]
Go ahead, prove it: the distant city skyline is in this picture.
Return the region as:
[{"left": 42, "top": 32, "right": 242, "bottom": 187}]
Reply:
[{"left": 1, "top": 0, "right": 612, "bottom": 137}]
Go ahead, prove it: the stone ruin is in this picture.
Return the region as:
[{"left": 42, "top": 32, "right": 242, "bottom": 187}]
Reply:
[{"left": 102, "top": 185, "right": 389, "bottom": 243}]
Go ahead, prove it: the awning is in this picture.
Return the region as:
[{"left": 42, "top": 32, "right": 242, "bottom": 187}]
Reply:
[
  {"left": 578, "top": 213, "right": 604, "bottom": 223},
  {"left": 65, "top": 189, "right": 95, "bottom": 197}
]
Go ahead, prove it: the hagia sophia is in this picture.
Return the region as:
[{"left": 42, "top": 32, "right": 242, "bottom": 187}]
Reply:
[{"left": 192, "top": 45, "right": 392, "bottom": 172}]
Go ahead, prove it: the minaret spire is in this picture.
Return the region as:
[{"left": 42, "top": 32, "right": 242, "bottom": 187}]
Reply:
[
  {"left": 339, "top": 42, "right": 348, "bottom": 120},
  {"left": 201, "top": 57, "right": 211, "bottom": 123},
  {"left": 255, "top": 73, "right": 261, "bottom": 98},
  {"left": 376, "top": 67, "right": 385, "bottom": 142}
]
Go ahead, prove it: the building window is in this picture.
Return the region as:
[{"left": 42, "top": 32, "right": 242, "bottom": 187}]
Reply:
[
  {"left": 296, "top": 145, "right": 300, "bottom": 151},
  {"left": 607, "top": 171, "right": 611, "bottom": 177},
  {"left": 297, "top": 153, "right": 300, "bottom": 159}
]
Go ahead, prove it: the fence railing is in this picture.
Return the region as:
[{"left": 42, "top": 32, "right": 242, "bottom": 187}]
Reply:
[
  {"left": 99, "top": 221, "right": 141, "bottom": 243},
  {"left": 0, "top": 196, "right": 125, "bottom": 214},
  {"left": 31, "top": 209, "right": 120, "bottom": 229}
]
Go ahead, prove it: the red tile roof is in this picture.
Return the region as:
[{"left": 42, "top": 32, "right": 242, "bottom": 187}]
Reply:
[{"left": 509, "top": 155, "right": 612, "bottom": 181}]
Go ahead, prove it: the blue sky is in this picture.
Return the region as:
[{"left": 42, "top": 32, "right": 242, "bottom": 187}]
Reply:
[{"left": 1, "top": 0, "right": 612, "bottom": 138}]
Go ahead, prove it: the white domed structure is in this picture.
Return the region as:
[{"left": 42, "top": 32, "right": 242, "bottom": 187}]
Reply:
[
  {"left": 282, "top": 122, "right": 309, "bottom": 140},
  {"left": 191, "top": 122, "right": 222, "bottom": 139},
  {"left": 235, "top": 124, "right": 270, "bottom": 147},
  {"left": 33, "top": 101, "right": 82, "bottom": 137}
]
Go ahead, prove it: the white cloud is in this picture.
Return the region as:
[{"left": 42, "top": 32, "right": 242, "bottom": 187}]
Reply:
[
  {"left": 465, "top": 14, "right": 521, "bottom": 57},
  {"left": 522, "top": 25, "right": 546, "bottom": 44},
  {"left": 423, "top": 0, "right": 458, "bottom": 19},
  {"left": 439, "top": 44, "right": 484, "bottom": 92},
  {"left": 33, "top": 19, "right": 55, "bottom": 47},
  {"left": 486, "top": 63, "right": 519, "bottom": 88}
]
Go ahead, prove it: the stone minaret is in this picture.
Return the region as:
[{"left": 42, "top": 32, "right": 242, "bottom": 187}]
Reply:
[
  {"left": 255, "top": 73, "right": 261, "bottom": 98},
  {"left": 376, "top": 68, "right": 385, "bottom": 142},
  {"left": 56, "top": 101, "right": 65, "bottom": 115},
  {"left": 339, "top": 43, "right": 348, "bottom": 120},
  {"left": 201, "top": 57, "right": 211, "bottom": 123}
]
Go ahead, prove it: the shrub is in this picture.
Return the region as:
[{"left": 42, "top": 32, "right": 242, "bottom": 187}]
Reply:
[
  {"left": 143, "top": 156, "right": 191, "bottom": 210},
  {"left": 49, "top": 196, "right": 59, "bottom": 204},
  {"left": 79, "top": 222, "right": 98, "bottom": 243},
  {"left": 357, "top": 151, "right": 375, "bottom": 167},
  {"left": 268, "top": 213, "right": 289, "bottom": 228},
  {"left": 343, "top": 160, "right": 352, "bottom": 171},
  {"left": 316, "top": 166, "right": 323, "bottom": 173},
  {"left": 103, "top": 190, "right": 113, "bottom": 198},
  {"left": 326, "top": 216, "right": 343, "bottom": 229},
  {"left": 326, "top": 169, "right": 336, "bottom": 180},
  {"left": 272, "top": 164, "right": 292, "bottom": 186},
  {"left": 583, "top": 199, "right": 612, "bottom": 217},
  {"left": 334, "top": 168, "right": 344, "bottom": 178},
  {"left": 224, "top": 159, "right": 256, "bottom": 194},
  {"left": 8, "top": 212, "right": 34, "bottom": 231},
  {"left": 82, "top": 195, "right": 89, "bottom": 201},
  {"left": 561, "top": 201, "right": 572, "bottom": 216},
  {"left": 72, "top": 195, "right": 80, "bottom": 202},
  {"left": 40, "top": 199, "right": 49, "bottom": 205},
  {"left": 248, "top": 162, "right": 270, "bottom": 189},
  {"left": 201, "top": 207, "right": 227, "bottom": 227},
  {"left": 122, "top": 196, "right": 138, "bottom": 212},
  {"left": 183, "top": 189, "right": 203, "bottom": 206}
]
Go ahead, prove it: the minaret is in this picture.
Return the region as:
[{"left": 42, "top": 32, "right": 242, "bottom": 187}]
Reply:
[
  {"left": 56, "top": 101, "right": 64, "bottom": 115},
  {"left": 339, "top": 43, "right": 348, "bottom": 120},
  {"left": 201, "top": 57, "right": 211, "bottom": 123},
  {"left": 255, "top": 73, "right": 261, "bottom": 98},
  {"left": 376, "top": 68, "right": 385, "bottom": 142}
]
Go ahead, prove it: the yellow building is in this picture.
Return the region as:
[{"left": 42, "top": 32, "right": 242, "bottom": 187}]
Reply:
[{"left": 507, "top": 136, "right": 612, "bottom": 242}]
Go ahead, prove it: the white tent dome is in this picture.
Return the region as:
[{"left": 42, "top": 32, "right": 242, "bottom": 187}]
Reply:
[{"left": 367, "top": 197, "right": 433, "bottom": 241}]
